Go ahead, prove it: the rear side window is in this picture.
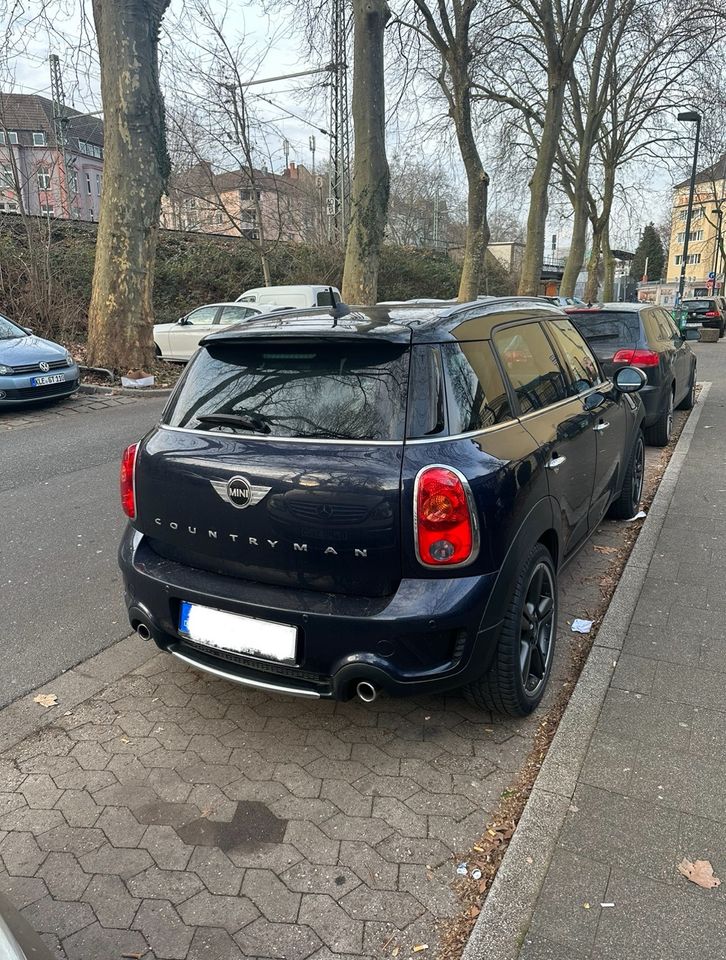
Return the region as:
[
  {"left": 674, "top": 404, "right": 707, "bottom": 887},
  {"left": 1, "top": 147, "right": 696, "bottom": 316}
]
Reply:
[
  {"left": 441, "top": 341, "right": 512, "bottom": 433},
  {"left": 547, "top": 319, "right": 600, "bottom": 393},
  {"left": 407, "top": 345, "right": 445, "bottom": 438},
  {"left": 164, "top": 341, "right": 409, "bottom": 442},
  {"left": 493, "top": 323, "right": 568, "bottom": 414}
]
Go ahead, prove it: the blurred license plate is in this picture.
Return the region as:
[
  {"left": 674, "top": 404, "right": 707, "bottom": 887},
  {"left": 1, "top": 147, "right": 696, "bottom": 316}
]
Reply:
[
  {"left": 178, "top": 601, "right": 297, "bottom": 664},
  {"left": 31, "top": 374, "right": 65, "bottom": 386}
]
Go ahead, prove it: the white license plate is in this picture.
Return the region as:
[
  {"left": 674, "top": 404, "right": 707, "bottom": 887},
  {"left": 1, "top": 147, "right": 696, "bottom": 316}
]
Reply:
[
  {"left": 179, "top": 601, "right": 297, "bottom": 664},
  {"left": 31, "top": 374, "right": 65, "bottom": 386}
]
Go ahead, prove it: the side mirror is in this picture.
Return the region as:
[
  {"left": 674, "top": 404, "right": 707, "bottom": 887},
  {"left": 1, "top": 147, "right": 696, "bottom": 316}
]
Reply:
[
  {"left": 684, "top": 327, "right": 701, "bottom": 342},
  {"left": 177, "top": 316, "right": 189, "bottom": 326},
  {"left": 614, "top": 366, "right": 647, "bottom": 393},
  {"left": 22, "top": 326, "right": 33, "bottom": 335}
]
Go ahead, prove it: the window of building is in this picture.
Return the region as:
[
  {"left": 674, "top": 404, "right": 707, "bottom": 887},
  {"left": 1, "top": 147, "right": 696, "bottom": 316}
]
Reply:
[
  {"left": 493, "top": 322, "right": 568, "bottom": 414},
  {"left": 440, "top": 341, "right": 512, "bottom": 432},
  {"left": 69, "top": 171, "right": 78, "bottom": 194},
  {"left": 32, "top": 132, "right": 47, "bottom": 146},
  {"left": 85, "top": 172, "right": 92, "bottom": 195},
  {"left": 240, "top": 189, "right": 261, "bottom": 202},
  {"left": 674, "top": 253, "right": 701, "bottom": 265},
  {"left": 215, "top": 212, "right": 224, "bottom": 225},
  {"left": 0, "top": 200, "right": 19, "bottom": 212},
  {"left": 1, "top": 164, "right": 14, "bottom": 187},
  {"left": 96, "top": 173, "right": 101, "bottom": 195},
  {"left": 37, "top": 167, "right": 51, "bottom": 190},
  {"left": 676, "top": 229, "right": 704, "bottom": 243},
  {"left": 40, "top": 205, "right": 54, "bottom": 216},
  {"left": 7, "top": 131, "right": 18, "bottom": 145}
]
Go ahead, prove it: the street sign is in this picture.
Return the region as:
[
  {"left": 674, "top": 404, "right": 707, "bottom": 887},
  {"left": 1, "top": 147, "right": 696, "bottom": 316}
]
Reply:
[{"left": 708, "top": 271, "right": 716, "bottom": 280}]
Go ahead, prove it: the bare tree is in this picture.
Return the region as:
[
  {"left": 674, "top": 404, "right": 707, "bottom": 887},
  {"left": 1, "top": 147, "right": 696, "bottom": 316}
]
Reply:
[
  {"left": 87, "top": 0, "right": 171, "bottom": 370},
  {"left": 342, "top": 0, "right": 391, "bottom": 304}
]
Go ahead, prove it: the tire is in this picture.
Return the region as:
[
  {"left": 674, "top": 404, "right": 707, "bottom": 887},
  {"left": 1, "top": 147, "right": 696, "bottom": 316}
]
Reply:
[
  {"left": 609, "top": 430, "right": 645, "bottom": 520},
  {"left": 154, "top": 343, "right": 162, "bottom": 359},
  {"left": 677, "top": 368, "right": 696, "bottom": 410},
  {"left": 464, "top": 543, "right": 557, "bottom": 717},
  {"left": 644, "top": 388, "right": 673, "bottom": 446}
]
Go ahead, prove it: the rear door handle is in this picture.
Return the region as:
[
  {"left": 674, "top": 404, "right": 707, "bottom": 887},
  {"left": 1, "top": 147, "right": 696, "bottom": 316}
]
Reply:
[
  {"left": 594, "top": 421, "right": 610, "bottom": 432},
  {"left": 547, "top": 455, "right": 567, "bottom": 470}
]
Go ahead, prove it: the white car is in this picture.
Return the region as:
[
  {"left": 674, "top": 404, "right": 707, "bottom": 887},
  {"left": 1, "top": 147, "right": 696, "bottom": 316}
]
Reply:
[
  {"left": 235, "top": 284, "right": 341, "bottom": 309},
  {"left": 154, "top": 302, "right": 267, "bottom": 361}
]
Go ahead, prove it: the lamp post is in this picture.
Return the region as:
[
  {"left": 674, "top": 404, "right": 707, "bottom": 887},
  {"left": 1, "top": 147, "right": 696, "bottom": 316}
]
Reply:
[
  {"left": 677, "top": 111, "right": 701, "bottom": 305},
  {"left": 713, "top": 206, "right": 724, "bottom": 295}
]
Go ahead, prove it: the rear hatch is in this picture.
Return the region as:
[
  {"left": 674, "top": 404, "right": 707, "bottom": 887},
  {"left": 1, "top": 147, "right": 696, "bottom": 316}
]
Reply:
[
  {"left": 681, "top": 299, "right": 720, "bottom": 326},
  {"left": 568, "top": 309, "right": 641, "bottom": 377},
  {"left": 134, "top": 335, "right": 410, "bottom": 597}
]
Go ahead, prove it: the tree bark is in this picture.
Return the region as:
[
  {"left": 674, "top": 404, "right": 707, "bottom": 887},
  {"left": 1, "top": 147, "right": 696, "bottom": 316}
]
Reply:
[
  {"left": 602, "top": 219, "right": 615, "bottom": 300},
  {"left": 518, "top": 84, "right": 566, "bottom": 295},
  {"left": 560, "top": 184, "right": 588, "bottom": 297},
  {"left": 342, "top": 0, "right": 391, "bottom": 305},
  {"left": 87, "top": 0, "right": 171, "bottom": 371}
]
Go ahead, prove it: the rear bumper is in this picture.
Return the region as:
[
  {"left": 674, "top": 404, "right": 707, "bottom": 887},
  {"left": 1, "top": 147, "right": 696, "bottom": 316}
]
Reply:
[{"left": 119, "top": 528, "right": 503, "bottom": 700}]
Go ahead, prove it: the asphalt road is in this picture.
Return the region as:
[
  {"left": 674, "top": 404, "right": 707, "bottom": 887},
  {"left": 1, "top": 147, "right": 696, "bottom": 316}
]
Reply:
[{"left": 0, "top": 394, "right": 167, "bottom": 708}]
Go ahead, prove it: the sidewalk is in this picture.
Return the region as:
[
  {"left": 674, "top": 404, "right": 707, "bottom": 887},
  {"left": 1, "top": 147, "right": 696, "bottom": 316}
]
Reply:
[{"left": 465, "top": 343, "right": 726, "bottom": 960}]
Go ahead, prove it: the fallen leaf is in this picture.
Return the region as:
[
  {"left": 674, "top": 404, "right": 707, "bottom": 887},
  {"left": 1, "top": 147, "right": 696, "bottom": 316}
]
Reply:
[
  {"left": 412, "top": 946, "right": 429, "bottom": 953},
  {"left": 33, "top": 693, "right": 58, "bottom": 708},
  {"left": 583, "top": 902, "right": 591, "bottom": 910},
  {"left": 468, "top": 905, "right": 480, "bottom": 918},
  {"left": 678, "top": 858, "right": 721, "bottom": 889},
  {"left": 392, "top": 948, "right": 399, "bottom": 958},
  {"left": 120, "top": 737, "right": 130, "bottom": 744},
  {"left": 594, "top": 545, "right": 617, "bottom": 554}
]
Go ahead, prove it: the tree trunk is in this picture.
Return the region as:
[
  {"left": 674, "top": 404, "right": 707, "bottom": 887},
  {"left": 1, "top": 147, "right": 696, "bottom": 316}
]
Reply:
[
  {"left": 602, "top": 219, "right": 615, "bottom": 300},
  {"left": 584, "top": 223, "right": 602, "bottom": 303},
  {"left": 560, "top": 183, "right": 588, "bottom": 297},
  {"left": 518, "top": 84, "right": 566, "bottom": 296},
  {"left": 342, "top": 0, "right": 391, "bottom": 305},
  {"left": 452, "top": 73, "right": 490, "bottom": 302},
  {"left": 87, "top": 0, "right": 171, "bottom": 371}
]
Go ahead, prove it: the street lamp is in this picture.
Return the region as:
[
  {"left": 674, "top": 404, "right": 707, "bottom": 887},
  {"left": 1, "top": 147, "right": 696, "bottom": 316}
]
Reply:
[
  {"left": 676, "top": 111, "right": 701, "bottom": 305},
  {"left": 712, "top": 206, "right": 724, "bottom": 295}
]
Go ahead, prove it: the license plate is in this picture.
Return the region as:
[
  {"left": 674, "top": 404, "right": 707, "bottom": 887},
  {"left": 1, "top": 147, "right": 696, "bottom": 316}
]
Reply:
[
  {"left": 31, "top": 374, "right": 65, "bottom": 386},
  {"left": 178, "top": 601, "right": 297, "bottom": 664}
]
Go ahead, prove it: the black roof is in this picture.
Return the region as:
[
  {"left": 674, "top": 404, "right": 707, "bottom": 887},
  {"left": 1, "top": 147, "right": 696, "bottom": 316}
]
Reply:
[{"left": 202, "top": 297, "right": 566, "bottom": 347}]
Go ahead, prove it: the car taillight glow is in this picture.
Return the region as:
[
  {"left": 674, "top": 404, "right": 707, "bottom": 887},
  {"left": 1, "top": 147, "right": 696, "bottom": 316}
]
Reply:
[
  {"left": 703, "top": 310, "right": 719, "bottom": 318},
  {"left": 120, "top": 443, "right": 139, "bottom": 519},
  {"left": 612, "top": 348, "right": 659, "bottom": 367},
  {"left": 415, "top": 466, "right": 478, "bottom": 567}
]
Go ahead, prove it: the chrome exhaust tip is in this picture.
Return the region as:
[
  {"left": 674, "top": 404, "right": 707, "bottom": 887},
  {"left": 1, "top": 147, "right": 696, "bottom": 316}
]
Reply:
[
  {"left": 136, "top": 623, "right": 151, "bottom": 641},
  {"left": 356, "top": 681, "right": 378, "bottom": 704}
]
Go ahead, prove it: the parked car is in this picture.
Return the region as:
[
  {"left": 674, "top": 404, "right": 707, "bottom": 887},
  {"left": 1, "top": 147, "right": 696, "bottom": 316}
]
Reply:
[
  {"left": 119, "top": 298, "right": 646, "bottom": 717},
  {"left": 567, "top": 303, "right": 698, "bottom": 446},
  {"left": 154, "top": 302, "right": 272, "bottom": 361},
  {"left": 0, "top": 892, "right": 55, "bottom": 960},
  {"left": 0, "top": 313, "right": 79, "bottom": 406},
  {"left": 235, "top": 284, "right": 342, "bottom": 309},
  {"left": 679, "top": 297, "right": 725, "bottom": 336}
]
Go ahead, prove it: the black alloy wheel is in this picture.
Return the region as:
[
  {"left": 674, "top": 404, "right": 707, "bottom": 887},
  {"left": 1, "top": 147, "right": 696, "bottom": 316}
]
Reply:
[
  {"left": 609, "top": 431, "right": 645, "bottom": 520},
  {"left": 519, "top": 562, "right": 556, "bottom": 698}
]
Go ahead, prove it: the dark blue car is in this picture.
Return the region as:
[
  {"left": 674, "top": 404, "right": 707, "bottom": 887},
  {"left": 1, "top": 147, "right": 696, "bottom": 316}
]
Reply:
[
  {"left": 0, "top": 313, "right": 80, "bottom": 405},
  {"left": 119, "top": 299, "right": 646, "bottom": 715}
]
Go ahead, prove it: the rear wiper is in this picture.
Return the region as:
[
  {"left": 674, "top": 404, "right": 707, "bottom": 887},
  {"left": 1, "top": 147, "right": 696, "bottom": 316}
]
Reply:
[{"left": 195, "top": 413, "right": 271, "bottom": 434}]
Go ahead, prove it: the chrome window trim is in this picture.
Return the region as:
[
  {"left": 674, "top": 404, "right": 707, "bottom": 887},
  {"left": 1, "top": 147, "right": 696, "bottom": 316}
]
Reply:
[
  {"left": 159, "top": 423, "right": 404, "bottom": 446},
  {"left": 413, "top": 463, "right": 481, "bottom": 570}
]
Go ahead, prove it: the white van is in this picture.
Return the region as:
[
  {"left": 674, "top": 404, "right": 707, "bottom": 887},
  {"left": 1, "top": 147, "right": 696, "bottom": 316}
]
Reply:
[{"left": 235, "top": 284, "right": 341, "bottom": 309}]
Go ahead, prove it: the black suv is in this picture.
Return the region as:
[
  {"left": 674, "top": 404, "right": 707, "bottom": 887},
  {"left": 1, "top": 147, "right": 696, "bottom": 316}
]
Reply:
[
  {"left": 119, "top": 299, "right": 646, "bottom": 716},
  {"left": 568, "top": 303, "right": 698, "bottom": 446},
  {"left": 680, "top": 298, "right": 725, "bottom": 336}
]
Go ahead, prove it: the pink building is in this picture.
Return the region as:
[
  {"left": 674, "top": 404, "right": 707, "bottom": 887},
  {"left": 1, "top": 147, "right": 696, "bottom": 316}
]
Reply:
[{"left": 0, "top": 93, "right": 104, "bottom": 221}]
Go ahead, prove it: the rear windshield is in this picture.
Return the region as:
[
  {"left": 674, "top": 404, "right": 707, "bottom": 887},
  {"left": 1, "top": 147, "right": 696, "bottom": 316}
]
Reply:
[
  {"left": 568, "top": 311, "right": 640, "bottom": 357},
  {"left": 163, "top": 341, "right": 409, "bottom": 441},
  {"left": 681, "top": 300, "right": 716, "bottom": 312}
]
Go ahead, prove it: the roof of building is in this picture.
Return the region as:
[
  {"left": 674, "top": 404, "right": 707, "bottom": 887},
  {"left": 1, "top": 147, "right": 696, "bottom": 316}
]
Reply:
[
  {"left": 0, "top": 93, "right": 104, "bottom": 147},
  {"left": 169, "top": 160, "right": 315, "bottom": 201},
  {"left": 675, "top": 152, "right": 726, "bottom": 189}
]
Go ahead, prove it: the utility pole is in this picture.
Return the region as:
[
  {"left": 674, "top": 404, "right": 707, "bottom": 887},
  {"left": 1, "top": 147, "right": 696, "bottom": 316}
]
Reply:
[
  {"left": 432, "top": 189, "right": 440, "bottom": 251},
  {"left": 676, "top": 111, "right": 701, "bottom": 305},
  {"left": 309, "top": 135, "right": 316, "bottom": 176},
  {"left": 328, "top": 0, "right": 351, "bottom": 243},
  {"left": 49, "top": 54, "right": 75, "bottom": 218},
  {"left": 283, "top": 138, "right": 290, "bottom": 171}
]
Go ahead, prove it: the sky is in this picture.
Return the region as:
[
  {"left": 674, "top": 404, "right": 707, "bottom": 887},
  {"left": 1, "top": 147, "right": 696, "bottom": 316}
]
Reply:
[{"left": 2, "top": 0, "right": 689, "bottom": 252}]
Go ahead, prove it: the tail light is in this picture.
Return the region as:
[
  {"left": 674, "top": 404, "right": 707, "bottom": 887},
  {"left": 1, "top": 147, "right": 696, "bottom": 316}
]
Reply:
[
  {"left": 703, "top": 310, "right": 719, "bottom": 318},
  {"left": 612, "top": 348, "right": 659, "bottom": 367},
  {"left": 120, "top": 443, "right": 139, "bottom": 519},
  {"left": 414, "top": 466, "right": 479, "bottom": 567}
]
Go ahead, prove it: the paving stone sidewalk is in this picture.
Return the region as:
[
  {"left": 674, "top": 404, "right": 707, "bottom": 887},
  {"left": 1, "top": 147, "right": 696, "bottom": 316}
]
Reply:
[
  {"left": 0, "top": 439, "right": 674, "bottom": 960},
  {"left": 0, "top": 392, "right": 141, "bottom": 431},
  {"left": 515, "top": 350, "right": 726, "bottom": 960}
]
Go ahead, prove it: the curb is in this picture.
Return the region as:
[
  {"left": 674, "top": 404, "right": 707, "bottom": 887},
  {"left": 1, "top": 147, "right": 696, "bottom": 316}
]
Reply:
[
  {"left": 462, "top": 382, "right": 713, "bottom": 960},
  {"left": 0, "top": 634, "right": 157, "bottom": 754},
  {"left": 78, "top": 383, "right": 173, "bottom": 398}
]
